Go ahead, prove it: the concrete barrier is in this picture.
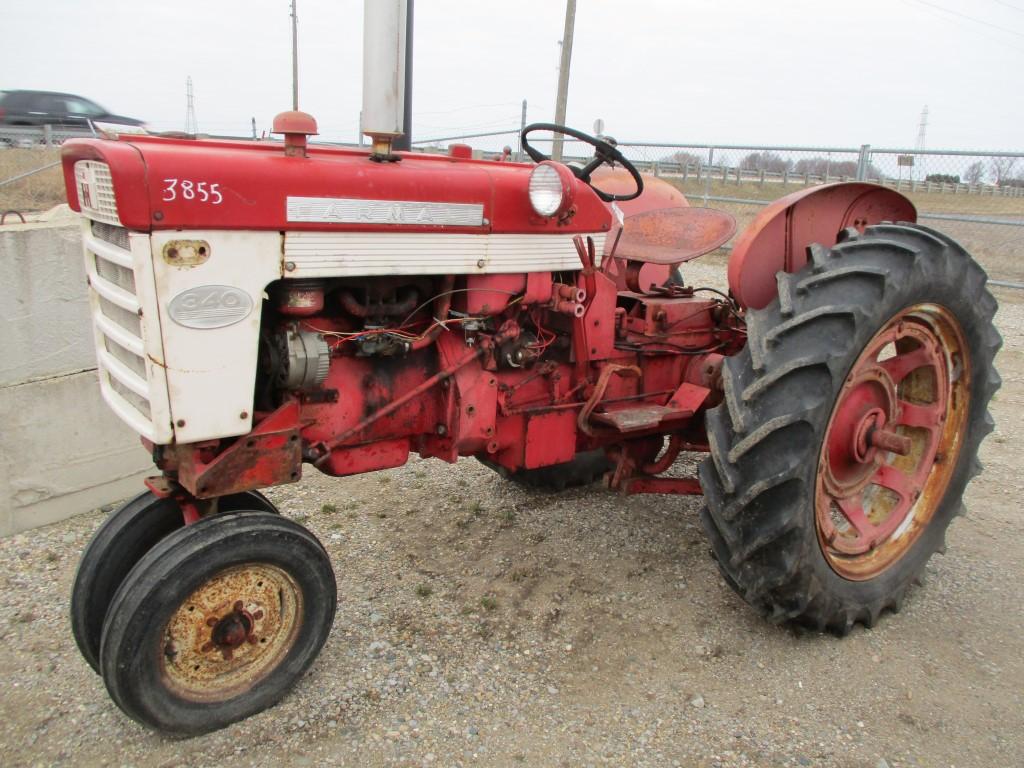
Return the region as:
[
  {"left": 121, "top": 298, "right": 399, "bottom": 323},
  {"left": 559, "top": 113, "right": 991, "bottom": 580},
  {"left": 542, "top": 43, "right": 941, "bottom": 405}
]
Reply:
[{"left": 0, "top": 209, "right": 151, "bottom": 536}]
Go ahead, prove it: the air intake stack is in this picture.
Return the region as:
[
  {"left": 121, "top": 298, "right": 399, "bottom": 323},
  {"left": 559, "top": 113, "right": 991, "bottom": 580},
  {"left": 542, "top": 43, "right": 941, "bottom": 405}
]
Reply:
[{"left": 362, "top": 0, "right": 408, "bottom": 159}]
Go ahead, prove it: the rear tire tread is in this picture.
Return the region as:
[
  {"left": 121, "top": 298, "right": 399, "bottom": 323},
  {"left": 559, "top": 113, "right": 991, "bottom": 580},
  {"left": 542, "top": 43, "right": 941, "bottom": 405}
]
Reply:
[{"left": 701, "top": 222, "right": 1000, "bottom": 633}]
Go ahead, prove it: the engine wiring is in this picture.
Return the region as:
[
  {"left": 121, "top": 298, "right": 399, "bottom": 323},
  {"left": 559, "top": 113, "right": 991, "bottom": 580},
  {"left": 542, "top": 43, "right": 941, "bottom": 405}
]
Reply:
[
  {"left": 301, "top": 316, "right": 478, "bottom": 347},
  {"left": 397, "top": 287, "right": 525, "bottom": 328},
  {"left": 528, "top": 307, "right": 559, "bottom": 353},
  {"left": 301, "top": 286, "right": 529, "bottom": 350},
  {"left": 690, "top": 287, "right": 747, "bottom": 331},
  {"left": 298, "top": 281, "right": 743, "bottom": 360}
]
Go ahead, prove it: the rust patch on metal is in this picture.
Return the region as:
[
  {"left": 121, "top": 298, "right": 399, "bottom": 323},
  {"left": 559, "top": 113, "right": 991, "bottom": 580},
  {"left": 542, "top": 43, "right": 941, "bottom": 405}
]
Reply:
[
  {"left": 161, "top": 563, "right": 302, "bottom": 702},
  {"left": 177, "top": 401, "right": 302, "bottom": 498},
  {"left": 162, "top": 239, "right": 211, "bottom": 267},
  {"left": 616, "top": 207, "right": 736, "bottom": 265}
]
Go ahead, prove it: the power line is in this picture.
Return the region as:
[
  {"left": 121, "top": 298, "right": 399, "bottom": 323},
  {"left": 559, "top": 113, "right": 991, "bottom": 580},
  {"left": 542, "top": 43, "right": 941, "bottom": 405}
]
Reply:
[
  {"left": 900, "top": 0, "right": 1024, "bottom": 53},
  {"left": 415, "top": 115, "right": 522, "bottom": 133},
  {"left": 415, "top": 102, "right": 522, "bottom": 117},
  {"left": 989, "top": 0, "right": 1024, "bottom": 14},
  {"left": 906, "top": 0, "right": 1024, "bottom": 37}
]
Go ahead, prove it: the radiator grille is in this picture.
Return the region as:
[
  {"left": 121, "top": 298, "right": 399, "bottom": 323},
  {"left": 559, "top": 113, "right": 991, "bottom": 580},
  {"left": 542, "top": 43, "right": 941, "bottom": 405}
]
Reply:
[
  {"left": 97, "top": 294, "right": 142, "bottom": 336},
  {"left": 94, "top": 252, "right": 136, "bottom": 293},
  {"left": 91, "top": 220, "right": 131, "bottom": 250},
  {"left": 103, "top": 335, "right": 147, "bottom": 379},
  {"left": 82, "top": 219, "right": 169, "bottom": 441},
  {"left": 107, "top": 374, "right": 152, "bottom": 419}
]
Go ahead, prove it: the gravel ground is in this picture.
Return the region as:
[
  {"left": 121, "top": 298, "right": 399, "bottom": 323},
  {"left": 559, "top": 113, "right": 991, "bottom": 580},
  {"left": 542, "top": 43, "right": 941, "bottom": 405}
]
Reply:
[{"left": 1, "top": 267, "right": 1021, "bottom": 768}]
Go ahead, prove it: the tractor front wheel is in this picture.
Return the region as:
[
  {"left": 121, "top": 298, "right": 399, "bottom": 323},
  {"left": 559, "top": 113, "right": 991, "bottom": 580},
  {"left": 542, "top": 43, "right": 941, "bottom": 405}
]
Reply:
[
  {"left": 700, "top": 223, "right": 1001, "bottom": 634},
  {"left": 71, "top": 489, "right": 278, "bottom": 673},
  {"left": 99, "top": 511, "right": 336, "bottom": 735}
]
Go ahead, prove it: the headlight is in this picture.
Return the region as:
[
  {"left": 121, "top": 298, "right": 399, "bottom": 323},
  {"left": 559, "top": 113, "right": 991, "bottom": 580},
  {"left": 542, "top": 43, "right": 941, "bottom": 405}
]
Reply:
[{"left": 528, "top": 161, "right": 575, "bottom": 218}]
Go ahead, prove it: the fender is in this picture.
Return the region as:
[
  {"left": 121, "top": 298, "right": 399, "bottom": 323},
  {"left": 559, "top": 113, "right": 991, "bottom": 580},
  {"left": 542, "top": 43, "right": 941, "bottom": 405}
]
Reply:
[{"left": 727, "top": 182, "right": 916, "bottom": 309}]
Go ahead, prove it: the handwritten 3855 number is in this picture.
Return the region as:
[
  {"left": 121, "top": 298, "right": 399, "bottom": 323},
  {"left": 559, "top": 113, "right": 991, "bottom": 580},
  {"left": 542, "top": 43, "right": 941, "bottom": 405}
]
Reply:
[{"left": 162, "top": 179, "right": 223, "bottom": 204}]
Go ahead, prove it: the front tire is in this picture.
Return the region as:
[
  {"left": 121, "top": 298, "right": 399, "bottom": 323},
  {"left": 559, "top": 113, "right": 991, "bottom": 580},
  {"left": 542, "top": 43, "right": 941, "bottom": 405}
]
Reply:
[
  {"left": 700, "top": 223, "right": 1001, "bottom": 634},
  {"left": 71, "top": 489, "right": 277, "bottom": 673},
  {"left": 99, "top": 511, "right": 336, "bottom": 735}
]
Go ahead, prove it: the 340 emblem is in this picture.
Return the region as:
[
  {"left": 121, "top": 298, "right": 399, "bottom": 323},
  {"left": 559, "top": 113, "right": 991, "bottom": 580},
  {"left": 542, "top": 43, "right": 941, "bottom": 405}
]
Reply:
[{"left": 168, "top": 285, "right": 254, "bottom": 329}]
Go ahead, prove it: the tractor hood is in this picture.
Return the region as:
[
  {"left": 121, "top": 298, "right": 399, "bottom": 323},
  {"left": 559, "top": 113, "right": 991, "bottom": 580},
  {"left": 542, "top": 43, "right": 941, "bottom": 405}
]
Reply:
[{"left": 60, "top": 134, "right": 613, "bottom": 237}]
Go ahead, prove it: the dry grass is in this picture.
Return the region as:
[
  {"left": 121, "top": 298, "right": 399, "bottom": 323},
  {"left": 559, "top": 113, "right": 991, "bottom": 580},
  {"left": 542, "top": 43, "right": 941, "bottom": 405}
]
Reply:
[
  {"left": 667, "top": 176, "right": 1024, "bottom": 218},
  {"left": 0, "top": 148, "right": 66, "bottom": 214},
  {"left": 667, "top": 177, "right": 1024, "bottom": 283}
]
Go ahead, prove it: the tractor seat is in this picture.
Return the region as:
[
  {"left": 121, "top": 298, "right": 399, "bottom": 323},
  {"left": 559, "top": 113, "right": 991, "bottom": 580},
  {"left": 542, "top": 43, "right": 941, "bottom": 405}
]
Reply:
[{"left": 615, "top": 206, "right": 736, "bottom": 265}]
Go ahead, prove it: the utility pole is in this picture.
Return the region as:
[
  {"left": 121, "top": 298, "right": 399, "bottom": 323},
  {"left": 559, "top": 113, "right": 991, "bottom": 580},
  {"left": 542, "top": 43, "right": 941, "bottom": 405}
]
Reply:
[
  {"left": 291, "top": 0, "right": 299, "bottom": 110},
  {"left": 552, "top": 0, "right": 576, "bottom": 162},
  {"left": 517, "top": 99, "right": 527, "bottom": 161}
]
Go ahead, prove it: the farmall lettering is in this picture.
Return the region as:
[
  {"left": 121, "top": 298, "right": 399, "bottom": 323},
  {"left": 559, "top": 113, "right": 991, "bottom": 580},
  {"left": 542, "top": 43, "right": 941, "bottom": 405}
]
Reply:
[
  {"left": 360, "top": 201, "right": 434, "bottom": 224},
  {"left": 286, "top": 196, "right": 484, "bottom": 227},
  {"left": 60, "top": 117, "right": 1000, "bottom": 737}
]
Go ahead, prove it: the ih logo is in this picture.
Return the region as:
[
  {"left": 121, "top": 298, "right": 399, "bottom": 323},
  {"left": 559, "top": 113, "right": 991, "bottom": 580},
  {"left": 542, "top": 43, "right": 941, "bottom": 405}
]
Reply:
[
  {"left": 168, "top": 285, "right": 254, "bottom": 330},
  {"left": 78, "top": 179, "right": 92, "bottom": 209}
]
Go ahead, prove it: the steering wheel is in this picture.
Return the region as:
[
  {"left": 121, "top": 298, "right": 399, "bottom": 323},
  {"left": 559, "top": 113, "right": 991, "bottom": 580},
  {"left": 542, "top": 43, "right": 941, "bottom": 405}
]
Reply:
[{"left": 520, "top": 123, "right": 643, "bottom": 203}]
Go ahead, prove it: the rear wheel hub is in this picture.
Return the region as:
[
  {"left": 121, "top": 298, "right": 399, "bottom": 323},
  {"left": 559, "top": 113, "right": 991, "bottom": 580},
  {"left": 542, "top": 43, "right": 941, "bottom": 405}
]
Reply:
[{"left": 816, "top": 304, "right": 969, "bottom": 579}]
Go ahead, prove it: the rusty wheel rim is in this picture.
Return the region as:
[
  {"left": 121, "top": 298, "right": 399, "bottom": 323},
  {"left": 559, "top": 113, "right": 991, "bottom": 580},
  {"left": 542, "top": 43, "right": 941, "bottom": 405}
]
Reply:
[
  {"left": 815, "top": 303, "right": 970, "bottom": 580},
  {"left": 160, "top": 563, "right": 303, "bottom": 702}
]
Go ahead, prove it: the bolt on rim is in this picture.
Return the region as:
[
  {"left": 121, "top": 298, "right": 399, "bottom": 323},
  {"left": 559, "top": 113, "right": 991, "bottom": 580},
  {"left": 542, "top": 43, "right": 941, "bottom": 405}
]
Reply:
[
  {"left": 160, "top": 563, "right": 303, "bottom": 702},
  {"left": 815, "top": 303, "right": 971, "bottom": 580}
]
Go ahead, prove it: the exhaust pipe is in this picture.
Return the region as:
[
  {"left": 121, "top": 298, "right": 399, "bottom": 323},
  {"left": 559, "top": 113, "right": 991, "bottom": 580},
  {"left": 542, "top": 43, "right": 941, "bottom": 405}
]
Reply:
[{"left": 362, "top": 0, "right": 411, "bottom": 158}]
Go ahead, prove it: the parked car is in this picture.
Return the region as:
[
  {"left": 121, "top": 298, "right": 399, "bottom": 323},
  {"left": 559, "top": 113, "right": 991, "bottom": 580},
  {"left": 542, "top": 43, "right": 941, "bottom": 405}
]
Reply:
[{"left": 0, "top": 90, "right": 145, "bottom": 130}]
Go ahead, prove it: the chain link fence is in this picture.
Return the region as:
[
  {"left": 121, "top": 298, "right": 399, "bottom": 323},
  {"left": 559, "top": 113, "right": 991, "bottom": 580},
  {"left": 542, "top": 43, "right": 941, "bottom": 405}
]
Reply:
[
  {"left": 0, "top": 126, "right": 98, "bottom": 216},
  {"left": 0, "top": 125, "right": 95, "bottom": 149},
  {"left": 4, "top": 123, "right": 1022, "bottom": 287},
  {"left": 612, "top": 141, "right": 1024, "bottom": 286},
  {"left": 412, "top": 130, "right": 1024, "bottom": 287}
]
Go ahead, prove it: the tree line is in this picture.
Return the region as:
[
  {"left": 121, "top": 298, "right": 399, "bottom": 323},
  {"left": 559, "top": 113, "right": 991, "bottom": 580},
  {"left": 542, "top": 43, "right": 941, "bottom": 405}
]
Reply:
[{"left": 661, "top": 151, "right": 1021, "bottom": 186}]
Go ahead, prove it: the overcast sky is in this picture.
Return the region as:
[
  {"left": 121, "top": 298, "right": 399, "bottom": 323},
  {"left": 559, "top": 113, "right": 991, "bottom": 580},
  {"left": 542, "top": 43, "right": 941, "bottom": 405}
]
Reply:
[{"left": 3, "top": 0, "right": 1022, "bottom": 151}]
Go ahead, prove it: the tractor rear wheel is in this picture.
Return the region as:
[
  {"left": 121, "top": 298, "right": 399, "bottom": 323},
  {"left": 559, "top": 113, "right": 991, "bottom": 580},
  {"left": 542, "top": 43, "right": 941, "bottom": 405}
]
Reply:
[
  {"left": 71, "top": 489, "right": 277, "bottom": 673},
  {"left": 99, "top": 511, "right": 336, "bottom": 735},
  {"left": 700, "top": 223, "right": 1001, "bottom": 634},
  {"left": 477, "top": 450, "right": 610, "bottom": 491}
]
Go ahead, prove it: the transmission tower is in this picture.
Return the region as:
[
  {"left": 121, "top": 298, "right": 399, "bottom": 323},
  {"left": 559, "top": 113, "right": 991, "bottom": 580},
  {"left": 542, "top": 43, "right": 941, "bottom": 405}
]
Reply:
[
  {"left": 185, "top": 76, "right": 198, "bottom": 135},
  {"left": 914, "top": 105, "right": 928, "bottom": 180}
]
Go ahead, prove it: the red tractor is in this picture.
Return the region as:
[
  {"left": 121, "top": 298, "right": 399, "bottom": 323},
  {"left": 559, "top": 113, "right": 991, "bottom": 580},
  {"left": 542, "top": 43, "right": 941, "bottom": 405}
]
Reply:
[{"left": 59, "top": 21, "right": 1000, "bottom": 737}]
